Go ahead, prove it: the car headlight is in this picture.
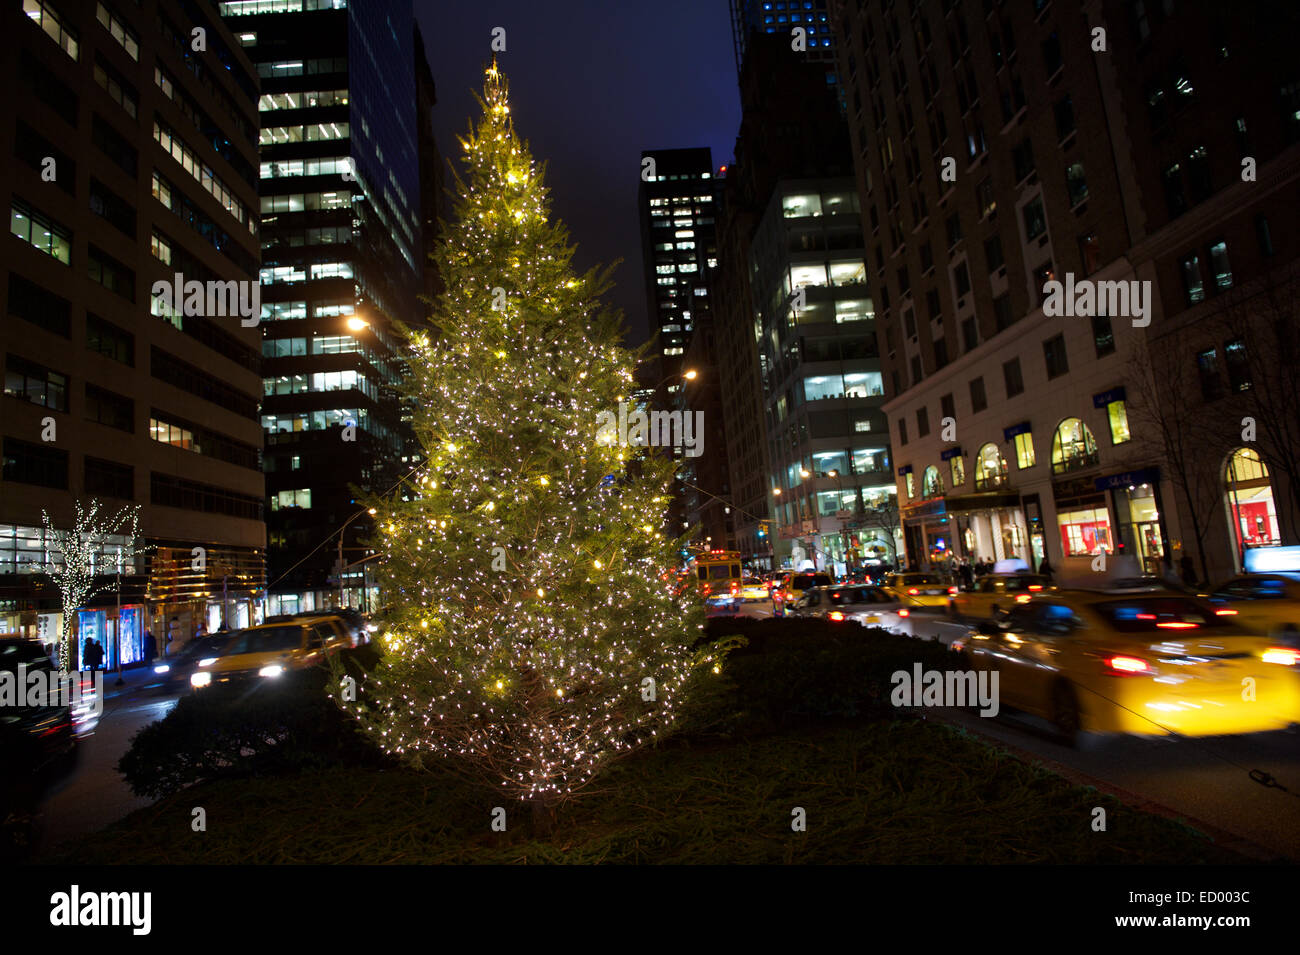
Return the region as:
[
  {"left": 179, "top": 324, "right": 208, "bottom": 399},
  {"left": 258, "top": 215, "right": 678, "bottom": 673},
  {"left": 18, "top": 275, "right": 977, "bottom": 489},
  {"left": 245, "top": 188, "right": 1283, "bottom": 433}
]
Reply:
[
  {"left": 258, "top": 665, "right": 284, "bottom": 679},
  {"left": 154, "top": 664, "right": 170, "bottom": 674},
  {"left": 190, "top": 671, "right": 212, "bottom": 688},
  {"left": 198, "top": 657, "right": 217, "bottom": 667}
]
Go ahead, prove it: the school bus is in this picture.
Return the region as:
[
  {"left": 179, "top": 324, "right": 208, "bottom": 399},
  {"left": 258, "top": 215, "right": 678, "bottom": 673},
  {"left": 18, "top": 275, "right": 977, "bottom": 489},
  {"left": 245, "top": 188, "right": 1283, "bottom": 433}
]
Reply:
[{"left": 687, "top": 550, "right": 744, "bottom": 597}]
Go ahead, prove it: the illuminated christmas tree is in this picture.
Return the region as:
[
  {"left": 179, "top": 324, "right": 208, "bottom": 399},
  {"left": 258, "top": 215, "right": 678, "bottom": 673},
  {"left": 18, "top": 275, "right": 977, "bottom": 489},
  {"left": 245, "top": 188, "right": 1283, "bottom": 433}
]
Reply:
[{"left": 351, "top": 63, "right": 703, "bottom": 822}]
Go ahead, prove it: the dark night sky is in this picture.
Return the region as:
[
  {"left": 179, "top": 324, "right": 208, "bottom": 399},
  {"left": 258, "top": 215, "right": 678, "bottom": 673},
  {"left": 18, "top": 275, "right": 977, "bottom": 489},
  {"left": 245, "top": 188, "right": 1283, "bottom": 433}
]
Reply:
[{"left": 414, "top": 0, "right": 743, "bottom": 347}]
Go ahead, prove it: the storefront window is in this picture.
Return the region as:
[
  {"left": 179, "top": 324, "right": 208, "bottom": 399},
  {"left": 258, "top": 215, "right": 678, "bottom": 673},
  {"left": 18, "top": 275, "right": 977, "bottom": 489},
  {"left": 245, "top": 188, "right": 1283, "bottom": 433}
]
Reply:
[
  {"left": 905, "top": 472, "right": 915, "bottom": 499},
  {"left": 1014, "top": 432, "right": 1036, "bottom": 469},
  {"left": 1058, "top": 507, "right": 1112, "bottom": 556},
  {"left": 922, "top": 465, "right": 944, "bottom": 498},
  {"left": 975, "top": 443, "right": 1009, "bottom": 489},
  {"left": 950, "top": 455, "right": 965, "bottom": 487},
  {"left": 1107, "top": 400, "right": 1131, "bottom": 444},
  {"left": 1051, "top": 418, "right": 1099, "bottom": 474},
  {"left": 1225, "top": 447, "right": 1280, "bottom": 552}
]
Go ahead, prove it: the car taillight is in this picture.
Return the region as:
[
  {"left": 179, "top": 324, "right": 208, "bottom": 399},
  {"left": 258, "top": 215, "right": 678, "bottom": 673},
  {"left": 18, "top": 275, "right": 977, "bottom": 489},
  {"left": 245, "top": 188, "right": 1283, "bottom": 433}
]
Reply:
[
  {"left": 908, "top": 588, "right": 920, "bottom": 595},
  {"left": 1263, "top": 647, "right": 1300, "bottom": 666},
  {"left": 1015, "top": 594, "right": 1032, "bottom": 603},
  {"left": 1105, "top": 655, "right": 1150, "bottom": 674},
  {"left": 1214, "top": 608, "right": 1238, "bottom": 616},
  {"left": 948, "top": 586, "right": 958, "bottom": 595},
  {"left": 898, "top": 608, "right": 910, "bottom": 617},
  {"left": 1028, "top": 585, "right": 1043, "bottom": 591},
  {"left": 1136, "top": 613, "right": 1157, "bottom": 620},
  {"left": 1156, "top": 621, "right": 1198, "bottom": 629},
  {"left": 828, "top": 611, "right": 845, "bottom": 622},
  {"left": 730, "top": 582, "right": 739, "bottom": 594},
  {"left": 702, "top": 584, "right": 711, "bottom": 595}
]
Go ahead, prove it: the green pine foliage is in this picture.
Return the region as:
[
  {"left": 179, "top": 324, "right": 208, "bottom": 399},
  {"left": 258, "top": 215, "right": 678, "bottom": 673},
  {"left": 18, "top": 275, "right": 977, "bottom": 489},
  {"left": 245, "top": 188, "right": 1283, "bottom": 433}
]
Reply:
[{"left": 348, "top": 64, "right": 705, "bottom": 807}]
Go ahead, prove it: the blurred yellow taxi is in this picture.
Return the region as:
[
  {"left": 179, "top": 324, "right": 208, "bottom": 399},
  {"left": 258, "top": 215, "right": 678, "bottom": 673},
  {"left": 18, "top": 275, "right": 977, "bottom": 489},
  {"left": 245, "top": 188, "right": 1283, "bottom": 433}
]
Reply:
[
  {"left": 883, "top": 572, "right": 956, "bottom": 608},
  {"left": 191, "top": 620, "right": 341, "bottom": 690},
  {"left": 951, "top": 573, "right": 1053, "bottom": 620},
  {"left": 953, "top": 590, "right": 1300, "bottom": 742},
  {"left": 739, "top": 577, "right": 770, "bottom": 601},
  {"left": 1206, "top": 574, "right": 1300, "bottom": 645}
]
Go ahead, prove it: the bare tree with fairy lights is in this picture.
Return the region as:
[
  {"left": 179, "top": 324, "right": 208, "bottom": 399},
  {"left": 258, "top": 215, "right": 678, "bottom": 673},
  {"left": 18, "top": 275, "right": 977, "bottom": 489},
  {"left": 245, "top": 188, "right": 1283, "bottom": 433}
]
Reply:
[
  {"left": 346, "top": 62, "right": 706, "bottom": 830},
  {"left": 41, "top": 500, "right": 142, "bottom": 673}
]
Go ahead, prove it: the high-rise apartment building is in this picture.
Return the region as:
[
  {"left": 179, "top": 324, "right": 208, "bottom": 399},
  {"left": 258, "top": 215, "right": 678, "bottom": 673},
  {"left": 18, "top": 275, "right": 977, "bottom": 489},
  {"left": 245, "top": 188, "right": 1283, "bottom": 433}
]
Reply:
[
  {"left": 2, "top": 0, "right": 265, "bottom": 662},
  {"left": 637, "top": 147, "right": 721, "bottom": 538},
  {"left": 730, "top": 0, "right": 839, "bottom": 95},
  {"left": 713, "top": 34, "right": 885, "bottom": 573},
  {"left": 220, "top": 0, "right": 433, "bottom": 614},
  {"left": 833, "top": 0, "right": 1300, "bottom": 581}
]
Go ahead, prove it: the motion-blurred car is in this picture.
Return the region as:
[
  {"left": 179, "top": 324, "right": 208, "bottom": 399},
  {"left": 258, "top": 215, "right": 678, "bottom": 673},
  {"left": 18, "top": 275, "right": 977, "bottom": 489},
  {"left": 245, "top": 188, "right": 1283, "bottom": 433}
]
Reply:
[
  {"left": 739, "top": 577, "right": 770, "bottom": 601},
  {"left": 150, "top": 633, "right": 239, "bottom": 694},
  {"left": 1206, "top": 574, "right": 1300, "bottom": 646},
  {"left": 704, "top": 592, "right": 742, "bottom": 618},
  {"left": 264, "top": 611, "right": 369, "bottom": 647},
  {"left": 0, "top": 638, "right": 77, "bottom": 774},
  {"left": 882, "top": 573, "right": 956, "bottom": 608},
  {"left": 950, "top": 573, "right": 1053, "bottom": 620},
  {"left": 772, "top": 572, "right": 832, "bottom": 617},
  {"left": 786, "top": 585, "right": 924, "bottom": 635},
  {"left": 190, "top": 620, "right": 342, "bottom": 690},
  {"left": 952, "top": 590, "right": 1300, "bottom": 742}
]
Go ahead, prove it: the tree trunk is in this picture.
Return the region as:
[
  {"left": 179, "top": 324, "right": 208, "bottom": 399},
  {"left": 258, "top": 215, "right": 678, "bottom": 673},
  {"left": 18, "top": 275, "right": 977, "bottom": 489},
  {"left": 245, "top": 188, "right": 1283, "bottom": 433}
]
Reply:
[{"left": 530, "top": 798, "right": 556, "bottom": 837}]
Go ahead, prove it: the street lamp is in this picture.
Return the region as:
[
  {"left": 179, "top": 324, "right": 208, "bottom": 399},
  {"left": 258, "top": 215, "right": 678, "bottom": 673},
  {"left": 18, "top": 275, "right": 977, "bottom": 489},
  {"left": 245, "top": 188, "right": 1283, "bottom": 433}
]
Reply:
[
  {"left": 337, "top": 506, "right": 377, "bottom": 610},
  {"left": 824, "top": 470, "right": 849, "bottom": 569}
]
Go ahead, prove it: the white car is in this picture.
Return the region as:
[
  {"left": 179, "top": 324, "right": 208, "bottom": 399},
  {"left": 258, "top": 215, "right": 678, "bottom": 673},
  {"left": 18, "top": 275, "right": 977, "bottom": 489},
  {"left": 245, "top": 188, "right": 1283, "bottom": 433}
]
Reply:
[{"left": 786, "top": 585, "right": 926, "bottom": 635}]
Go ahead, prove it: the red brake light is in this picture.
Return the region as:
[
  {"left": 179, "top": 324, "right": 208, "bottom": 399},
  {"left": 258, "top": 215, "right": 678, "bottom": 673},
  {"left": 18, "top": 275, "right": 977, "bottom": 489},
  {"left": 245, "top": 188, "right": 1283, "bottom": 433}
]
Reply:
[
  {"left": 1214, "top": 608, "right": 1238, "bottom": 616},
  {"left": 702, "top": 584, "right": 711, "bottom": 595},
  {"left": 730, "top": 582, "right": 739, "bottom": 593},
  {"left": 1135, "top": 613, "right": 1157, "bottom": 620},
  {"left": 1156, "top": 622, "right": 1198, "bottom": 629},
  {"left": 898, "top": 608, "right": 910, "bottom": 617},
  {"left": 1105, "top": 655, "right": 1150, "bottom": 674},
  {"left": 1028, "top": 585, "right": 1043, "bottom": 591},
  {"left": 908, "top": 588, "right": 920, "bottom": 595},
  {"left": 828, "top": 611, "right": 845, "bottom": 622},
  {"left": 948, "top": 586, "right": 958, "bottom": 595}
]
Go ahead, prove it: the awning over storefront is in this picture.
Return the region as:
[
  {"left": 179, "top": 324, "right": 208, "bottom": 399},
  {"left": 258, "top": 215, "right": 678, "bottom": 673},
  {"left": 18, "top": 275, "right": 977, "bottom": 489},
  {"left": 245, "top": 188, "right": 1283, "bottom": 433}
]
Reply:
[
  {"left": 902, "top": 498, "right": 947, "bottom": 521},
  {"left": 940, "top": 446, "right": 964, "bottom": 461},
  {"left": 1003, "top": 421, "right": 1031, "bottom": 441},
  {"left": 941, "top": 491, "right": 1023, "bottom": 513}
]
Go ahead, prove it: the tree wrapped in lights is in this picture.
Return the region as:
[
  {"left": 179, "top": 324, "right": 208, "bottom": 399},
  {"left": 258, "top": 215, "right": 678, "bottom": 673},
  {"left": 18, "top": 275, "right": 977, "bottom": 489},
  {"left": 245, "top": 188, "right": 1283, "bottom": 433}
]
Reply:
[
  {"left": 40, "top": 500, "right": 142, "bottom": 672},
  {"left": 350, "top": 63, "right": 703, "bottom": 819}
]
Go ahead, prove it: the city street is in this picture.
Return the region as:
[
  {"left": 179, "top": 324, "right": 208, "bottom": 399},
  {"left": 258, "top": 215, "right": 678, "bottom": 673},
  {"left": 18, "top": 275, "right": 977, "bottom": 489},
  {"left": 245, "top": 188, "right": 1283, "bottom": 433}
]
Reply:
[
  {"left": 938, "top": 706, "right": 1300, "bottom": 860},
  {"left": 30, "top": 672, "right": 178, "bottom": 860}
]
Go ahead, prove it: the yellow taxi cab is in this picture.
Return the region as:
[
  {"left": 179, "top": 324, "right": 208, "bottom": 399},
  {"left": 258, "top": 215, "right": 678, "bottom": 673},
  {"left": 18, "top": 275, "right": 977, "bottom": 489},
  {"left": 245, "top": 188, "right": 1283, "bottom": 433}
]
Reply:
[
  {"left": 190, "top": 619, "right": 342, "bottom": 690},
  {"left": 1206, "top": 574, "right": 1300, "bottom": 645},
  {"left": 739, "top": 577, "right": 770, "bottom": 601},
  {"left": 950, "top": 573, "right": 1053, "bottom": 620},
  {"left": 882, "top": 572, "right": 956, "bottom": 608},
  {"left": 952, "top": 589, "right": 1300, "bottom": 742}
]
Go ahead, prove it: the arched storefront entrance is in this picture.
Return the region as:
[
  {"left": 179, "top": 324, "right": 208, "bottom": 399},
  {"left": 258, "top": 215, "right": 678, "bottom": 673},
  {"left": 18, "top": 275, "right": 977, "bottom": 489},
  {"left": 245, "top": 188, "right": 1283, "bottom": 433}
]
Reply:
[{"left": 1225, "top": 447, "right": 1280, "bottom": 567}]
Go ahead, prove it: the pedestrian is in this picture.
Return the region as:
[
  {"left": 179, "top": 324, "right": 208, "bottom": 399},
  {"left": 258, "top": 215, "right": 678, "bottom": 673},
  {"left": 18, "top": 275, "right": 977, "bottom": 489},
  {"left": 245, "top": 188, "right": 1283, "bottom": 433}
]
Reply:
[
  {"left": 1179, "top": 554, "right": 1197, "bottom": 587},
  {"left": 144, "top": 629, "right": 158, "bottom": 665},
  {"left": 960, "top": 559, "right": 974, "bottom": 591},
  {"left": 1039, "top": 557, "right": 1054, "bottom": 583},
  {"left": 87, "top": 638, "right": 104, "bottom": 671},
  {"left": 83, "top": 635, "right": 95, "bottom": 670}
]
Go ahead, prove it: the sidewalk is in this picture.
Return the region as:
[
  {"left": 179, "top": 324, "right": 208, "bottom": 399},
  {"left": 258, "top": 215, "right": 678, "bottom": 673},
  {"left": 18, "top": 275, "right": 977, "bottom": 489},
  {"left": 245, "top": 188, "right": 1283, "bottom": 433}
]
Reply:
[{"left": 96, "top": 661, "right": 167, "bottom": 700}]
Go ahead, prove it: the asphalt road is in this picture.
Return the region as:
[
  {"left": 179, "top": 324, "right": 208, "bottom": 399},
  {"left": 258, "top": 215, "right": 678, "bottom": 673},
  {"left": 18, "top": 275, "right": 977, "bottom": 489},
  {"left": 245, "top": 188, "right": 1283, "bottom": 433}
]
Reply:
[
  {"left": 19, "top": 614, "right": 1300, "bottom": 863},
  {"left": 935, "top": 705, "right": 1300, "bottom": 860}
]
